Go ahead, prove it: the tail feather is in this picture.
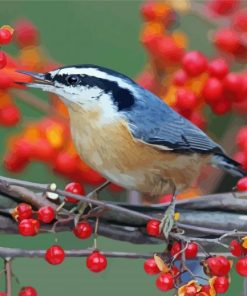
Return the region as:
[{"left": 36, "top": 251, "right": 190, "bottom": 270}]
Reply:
[{"left": 212, "top": 153, "right": 246, "bottom": 178}]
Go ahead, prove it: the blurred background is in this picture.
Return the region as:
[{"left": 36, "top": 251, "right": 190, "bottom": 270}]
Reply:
[{"left": 0, "top": 0, "right": 246, "bottom": 295}]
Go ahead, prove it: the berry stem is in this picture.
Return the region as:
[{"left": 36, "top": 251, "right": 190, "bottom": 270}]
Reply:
[
  {"left": 93, "top": 218, "right": 99, "bottom": 250},
  {"left": 4, "top": 258, "right": 11, "bottom": 296}
]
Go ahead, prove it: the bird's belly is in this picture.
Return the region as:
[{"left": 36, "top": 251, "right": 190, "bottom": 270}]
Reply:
[
  {"left": 69, "top": 108, "right": 209, "bottom": 195},
  {"left": 72, "top": 131, "right": 143, "bottom": 189}
]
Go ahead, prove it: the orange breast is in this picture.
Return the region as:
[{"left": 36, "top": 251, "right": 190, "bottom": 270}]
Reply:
[{"left": 68, "top": 104, "right": 210, "bottom": 195}]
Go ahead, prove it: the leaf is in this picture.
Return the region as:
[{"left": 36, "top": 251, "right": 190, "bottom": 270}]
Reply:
[
  {"left": 153, "top": 254, "right": 170, "bottom": 273},
  {"left": 160, "top": 206, "right": 175, "bottom": 239},
  {"left": 242, "top": 236, "right": 247, "bottom": 249},
  {"left": 178, "top": 280, "right": 200, "bottom": 296},
  {"left": 208, "top": 277, "right": 217, "bottom": 296}
]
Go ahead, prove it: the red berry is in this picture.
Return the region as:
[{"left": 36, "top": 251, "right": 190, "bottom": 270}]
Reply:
[
  {"left": 209, "top": 0, "right": 239, "bottom": 15},
  {"left": 0, "top": 28, "right": 12, "bottom": 45},
  {"left": 206, "top": 256, "right": 231, "bottom": 276},
  {"left": 236, "top": 257, "right": 247, "bottom": 276},
  {"left": 208, "top": 58, "right": 229, "bottom": 79},
  {"left": 230, "top": 239, "right": 243, "bottom": 256},
  {"left": 201, "top": 285, "right": 211, "bottom": 294},
  {"left": 203, "top": 78, "right": 223, "bottom": 104},
  {"left": 233, "top": 9, "right": 247, "bottom": 32},
  {"left": 136, "top": 71, "right": 156, "bottom": 92},
  {"left": 15, "top": 19, "right": 39, "bottom": 47},
  {"left": 156, "top": 36, "right": 184, "bottom": 64},
  {"left": 213, "top": 276, "right": 229, "bottom": 293},
  {"left": 146, "top": 219, "right": 160, "bottom": 237},
  {"left": 45, "top": 245, "right": 65, "bottom": 265},
  {"left": 0, "top": 51, "right": 7, "bottom": 69},
  {"left": 53, "top": 152, "right": 78, "bottom": 175},
  {"left": 0, "top": 292, "right": 6, "bottom": 296},
  {"left": 38, "top": 206, "right": 55, "bottom": 223},
  {"left": 176, "top": 89, "right": 197, "bottom": 111},
  {"left": 224, "top": 73, "right": 242, "bottom": 93},
  {"left": 182, "top": 51, "right": 207, "bottom": 77},
  {"left": 211, "top": 98, "right": 232, "bottom": 115},
  {"left": 236, "top": 126, "right": 247, "bottom": 150},
  {"left": 237, "top": 177, "right": 247, "bottom": 192},
  {"left": 13, "top": 139, "right": 33, "bottom": 159},
  {"left": 170, "top": 265, "right": 179, "bottom": 276},
  {"left": 86, "top": 251, "right": 107, "bottom": 273},
  {"left": 185, "top": 242, "right": 198, "bottom": 259},
  {"left": 15, "top": 203, "right": 33, "bottom": 221},
  {"left": 155, "top": 273, "right": 174, "bottom": 291},
  {"left": 173, "top": 70, "right": 188, "bottom": 86},
  {"left": 79, "top": 167, "right": 106, "bottom": 186},
  {"left": 73, "top": 221, "right": 92, "bottom": 239},
  {"left": 0, "top": 105, "right": 20, "bottom": 126},
  {"left": 140, "top": 2, "right": 157, "bottom": 22},
  {"left": 214, "top": 28, "right": 240, "bottom": 53},
  {"left": 18, "top": 219, "right": 40, "bottom": 236},
  {"left": 143, "top": 258, "right": 160, "bottom": 275},
  {"left": 0, "top": 73, "right": 13, "bottom": 89},
  {"left": 65, "top": 182, "right": 85, "bottom": 203},
  {"left": 18, "top": 286, "right": 37, "bottom": 296},
  {"left": 170, "top": 241, "right": 182, "bottom": 258},
  {"left": 4, "top": 152, "right": 28, "bottom": 173},
  {"left": 32, "top": 139, "right": 54, "bottom": 161}
]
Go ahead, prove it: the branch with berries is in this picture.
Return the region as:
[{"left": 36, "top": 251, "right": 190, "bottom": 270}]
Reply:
[{"left": 0, "top": 174, "right": 247, "bottom": 295}]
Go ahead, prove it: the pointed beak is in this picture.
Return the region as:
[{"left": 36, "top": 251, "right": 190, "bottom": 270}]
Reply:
[{"left": 15, "top": 70, "right": 53, "bottom": 88}]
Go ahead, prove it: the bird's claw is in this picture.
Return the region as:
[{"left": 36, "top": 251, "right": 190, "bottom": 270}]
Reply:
[{"left": 160, "top": 200, "right": 176, "bottom": 239}]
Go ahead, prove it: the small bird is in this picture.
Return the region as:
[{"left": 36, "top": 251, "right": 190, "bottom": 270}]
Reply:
[{"left": 18, "top": 65, "right": 246, "bottom": 231}]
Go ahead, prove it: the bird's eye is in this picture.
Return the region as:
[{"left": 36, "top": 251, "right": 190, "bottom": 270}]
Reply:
[{"left": 66, "top": 75, "right": 80, "bottom": 86}]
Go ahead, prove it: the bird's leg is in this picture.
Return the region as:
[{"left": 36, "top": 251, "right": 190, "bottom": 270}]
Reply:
[
  {"left": 160, "top": 182, "right": 177, "bottom": 239},
  {"left": 73, "top": 180, "right": 111, "bottom": 224}
]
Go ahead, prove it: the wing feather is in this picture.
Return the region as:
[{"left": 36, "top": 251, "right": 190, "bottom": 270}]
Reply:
[{"left": 122, "top": 87, "right": 223, "bottom": 154}]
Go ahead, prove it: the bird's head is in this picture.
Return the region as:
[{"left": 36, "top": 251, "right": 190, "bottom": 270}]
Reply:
[{"left": 17, "top": 65, "right": 137, "bottom": 122}]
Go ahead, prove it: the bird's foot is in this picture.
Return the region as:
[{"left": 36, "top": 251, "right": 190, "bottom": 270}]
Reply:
[{"left": 160, "top": 195, "right": 177, "bottom": 239}]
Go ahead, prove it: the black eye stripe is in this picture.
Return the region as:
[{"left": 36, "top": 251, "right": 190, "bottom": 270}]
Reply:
[{"left": 52, "top": 74, "right": 135, "bottom": 111}]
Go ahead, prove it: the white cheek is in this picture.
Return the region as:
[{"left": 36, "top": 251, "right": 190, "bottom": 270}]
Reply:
[{"left": 54, "top": 84, "right": 120, "bottom": 125}]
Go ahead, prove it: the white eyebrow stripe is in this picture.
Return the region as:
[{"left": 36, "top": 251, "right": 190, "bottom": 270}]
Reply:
[{"left": 57, "top": 67, "right": 136, "bottom": 93}]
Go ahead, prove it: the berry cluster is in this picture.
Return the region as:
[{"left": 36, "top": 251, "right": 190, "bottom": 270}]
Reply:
[
  {"left": 138, "top": 0, "right": 247, "bottom": 135},
  {"left": 13, "top": 202, "right": 55, "bottom": 236},
  {"left": 12, "top": 183, "right": 108, "bottom": 274},
  {"left": 145, "top": 216, "right": 247, "bottom": 294},
  {"left": 210, "top": 0, "right": 247, "bottom": 60}
]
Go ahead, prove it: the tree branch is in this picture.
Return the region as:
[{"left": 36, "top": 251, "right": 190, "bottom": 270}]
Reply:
[
  {"left": 0, "top": 174, "right": 247, "bottom": 247},
  {"left": 0, "top": 246, "right": 236, "bottom": 260}
]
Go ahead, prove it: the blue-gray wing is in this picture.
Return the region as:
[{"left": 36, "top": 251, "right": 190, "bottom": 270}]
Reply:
[{"left": 123, "top": 88, "right": 224, "bottom": 154}]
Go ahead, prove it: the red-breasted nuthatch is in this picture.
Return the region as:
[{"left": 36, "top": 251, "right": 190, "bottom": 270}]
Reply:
[{"left": 18, "top": 65, "right": 246, "bottom": 227}]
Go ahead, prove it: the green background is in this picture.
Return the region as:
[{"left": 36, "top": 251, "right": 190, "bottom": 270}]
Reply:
[{"left": 0, "top": 1, "right": 243, "bottom": 295}]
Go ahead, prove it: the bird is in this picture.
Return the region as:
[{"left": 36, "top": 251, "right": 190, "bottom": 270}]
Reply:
[{"left": 17, "top": 64, "right": 246, "bottom": 233}]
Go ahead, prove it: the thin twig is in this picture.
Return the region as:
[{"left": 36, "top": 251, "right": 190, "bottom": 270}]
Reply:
[{"left": 4, "top": 258, "right": 11, "bottom": 296}]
